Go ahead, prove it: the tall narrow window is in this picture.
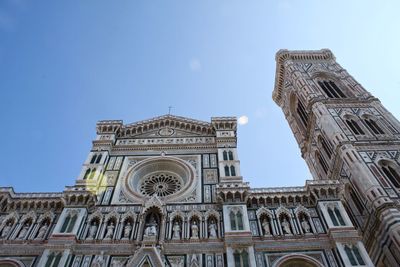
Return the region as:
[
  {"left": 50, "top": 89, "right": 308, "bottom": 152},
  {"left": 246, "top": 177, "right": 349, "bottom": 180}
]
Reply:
[
  {"left": 328, "top": 207, "right": 339, "bottom": 226},
  {"left": 241, "top": 251, "right": 249, "bottom": 267},
  {"left": 233, "top": 250, "right": 249, "bottom": 267},
  {"left": 230, "top": 166, "right": 236, "bottom": 176},
  {"left": 296, "top": 100, "right": 308, "bottom": 128},
  {"left": 234, "top": 251, "right": 241, "bottom": 267},
  {"left": 334, "top": 207, "right": 345, "bottom": 225},
  {"left": 83, "top": 169, "right": 91, "bottom": 180},
  {"left": 329, "top": 81, "right": 346, "bottom": 98},
  {"left": 344, "top": 245, "right": 365, "bottom": 266},
  {"left": 228, "top": 151, "right": 234, "bottom": 160},
  {"left": 66, "top": 214, "right": 77, "bottom": 233},
  {"left": 345, "top": 245, "right": 358, "bottom": 265},
  {"left": 318, "top": 80, "right": 346, "bottom": 98},
  {"left": 317, "top": 152, "right": 329, "bottom": 175},
  {"left": 45, "top": 253, "right": 55, "bottom": 267},
  {"left": 381, "top": 163, "right": 400, "bottom": 188},
  {"left": 319, "top": 135, "right": 333, "bottom": 159},
  {"left": 223, "top": 151, "right": 228, "bottom": 161},
  {"left": 95, "top": 154, "right": 102, "bottom": 164},
  {"left": 60, "top": 216, "right": 71, "bottom": 233},
  {"left": 224, "top": 165, "right": 230, "bottom": 177},
  {"left": 350, "top": 190, "right": 364, "bottom": 215},
  {"left": 90, "top": 154, "right": 97, "bottom": 164},
  {"left": 352, "top": 246, "right": 365, "bottom": 265},
  {"left": 346, "top": 119, "right": 365, "bottom": 135},
  {"left": 52, "top": 253, "right": 62, "bottom": 267},
  {"left": 89, "top": 168, "right": 96, "bottom": 180},
  {"left": 237, "top": 211, "right": 244, "bottom": 230},
  {"left": 230, "top": 211, "right": 237, "bottom": 230},
  {"left": 364, "top": 118, "right": 384, "bottom": 135}
]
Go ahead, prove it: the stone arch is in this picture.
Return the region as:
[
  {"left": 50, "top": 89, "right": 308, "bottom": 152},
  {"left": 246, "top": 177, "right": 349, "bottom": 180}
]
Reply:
[
  {"left": 377, "top": 159, "right": 400, "bottom": 188},
  {"left": 121, "top": 211, "right": 136, "bottom": 223},
  {"left": 273, "top": 254, "right": 324, "bottom": 267},
  {"left": 0, "top": 212, "right": 19, "bottom": 229},
  {"left": 0, "top": 258, "right": 25, "bottom": 267},
  {"left": 105, "top": 211, "right": 120, "bottom": 223},
  {"left": 205, "top": 210, "right": 220, "bottom": 221},
  {"left": 37, "top": 211, "right": 54, "bottom": 225},
  {"left": 19, "top": 211, "right": 37, "bottom": 225},
  {"left": 188, "top": 210, "right": 202, "bottom": 222}
]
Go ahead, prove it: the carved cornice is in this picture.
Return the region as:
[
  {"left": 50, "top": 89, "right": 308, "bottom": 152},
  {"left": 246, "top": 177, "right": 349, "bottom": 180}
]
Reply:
[
  {"left": 273, "top": 49, "right": 335, "bottom": 106},
  {"left": 116, "top": 115, "right": 215, "bottom": 138}
]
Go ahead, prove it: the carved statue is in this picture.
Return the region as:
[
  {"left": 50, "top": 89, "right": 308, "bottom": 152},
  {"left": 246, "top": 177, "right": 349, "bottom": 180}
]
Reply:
[
  {"left": 17, "top": 222, "right": 30, "bottom": 239},
  {"left": 144, "top": 215, "right": 157, "bottom": 237},
  {"left": 191, "top": 221, "right": 199, "bottom": 239},
  {"left": 91, "top": 252, "right": 105, "bottom": 267},
  {"left": 172, "top": 221, "right": 181, "bottom": 239},
  {"left": 281, "top": 218, "right": 291, "bottom": 234},
  {"left": 104, "top": 222, "right": 115, "bottom": 239},
  {"left": 208, "top": 220, "right": 217, "bottom": 238},
  {"left": 122, "top": 221, "right": 132, "bottom": 239},
  {"left": 262, "top": 218, "right": 270, "bottom": 235},
  {"left": 35, "top": 222, "right": 49, "bottom": 239},
  {"left": 301, "top": 218, "right": 311, "bottom": 233},
  {"left": 88, "top": 221, "right": 98, "bottom": 239},
  {"left": 0, "top": 222, "right": 12, "bottom": 238}
]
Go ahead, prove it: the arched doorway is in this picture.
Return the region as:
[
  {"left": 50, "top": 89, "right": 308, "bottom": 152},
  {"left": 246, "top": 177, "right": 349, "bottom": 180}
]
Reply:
[{"left": 273, "top": 254, "right": 323, "bottom": 267}]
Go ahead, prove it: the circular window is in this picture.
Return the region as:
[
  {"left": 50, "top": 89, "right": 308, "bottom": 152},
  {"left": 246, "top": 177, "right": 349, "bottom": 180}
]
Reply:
[
  {"left": 122, "top": 156, "right": 197, "bottom": 203},
  {"left": 140, "top": 172, "right": 182, "bottom": 197}
]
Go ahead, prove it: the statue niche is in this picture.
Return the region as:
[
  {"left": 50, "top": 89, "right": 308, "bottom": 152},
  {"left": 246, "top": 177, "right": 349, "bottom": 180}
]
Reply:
[{"left": 142, "top": 208, "right": 162, "bottom": 242}]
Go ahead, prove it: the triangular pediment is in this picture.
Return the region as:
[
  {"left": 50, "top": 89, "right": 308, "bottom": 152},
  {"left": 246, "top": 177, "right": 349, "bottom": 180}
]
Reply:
[
  {"left": 126, "top": 246, "right": 164, "bottom": 267},
  {"left": 119, "top": 115, "right": 214, "bottom": 138}
]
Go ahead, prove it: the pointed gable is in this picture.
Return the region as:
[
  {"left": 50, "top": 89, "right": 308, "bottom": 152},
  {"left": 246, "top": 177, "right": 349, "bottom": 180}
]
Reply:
[{"left": 118, "top": 114, "right": 215, "bottom": 138}]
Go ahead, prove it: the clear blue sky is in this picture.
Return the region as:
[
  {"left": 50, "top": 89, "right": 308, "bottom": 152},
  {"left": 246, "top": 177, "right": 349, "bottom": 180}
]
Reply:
[{"left": 1, "top": 0, "right": 399, "bottom": 192}]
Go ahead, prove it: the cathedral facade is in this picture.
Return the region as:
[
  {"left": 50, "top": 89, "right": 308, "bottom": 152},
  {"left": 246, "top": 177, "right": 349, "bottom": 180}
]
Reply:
[{"left": 0, "top": 49, "right": 398, "bottom": 266}]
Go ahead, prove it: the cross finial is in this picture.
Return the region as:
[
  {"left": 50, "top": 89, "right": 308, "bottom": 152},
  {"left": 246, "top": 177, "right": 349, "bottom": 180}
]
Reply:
[{"left": 168, "top": 106, "right": 173, "bottom": 115}]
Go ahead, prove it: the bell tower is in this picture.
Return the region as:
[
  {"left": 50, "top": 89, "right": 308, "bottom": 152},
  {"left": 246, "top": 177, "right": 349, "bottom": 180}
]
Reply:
[{"left": 273, "top": 49, "right": 400, "bottom": 266}]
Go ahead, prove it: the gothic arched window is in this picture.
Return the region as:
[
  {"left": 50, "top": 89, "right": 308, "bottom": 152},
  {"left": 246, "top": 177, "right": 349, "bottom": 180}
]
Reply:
[
  {"left": 334, "top": 207, "right": 345, "bottom": 225},
  {"left": 316, "top": 152, "right": 329, "bottom": 175},
  {"left": 224, "top": 165, "right": 230, "bottom": 177},
  {"left": 345, "top": 119, "right": 365, "bottom": 135},
  {"left": 318, "top": 80, "right": 346, "bottom": 98},
  {"left": 60, "top": 213, "right": 77, "bottom": 233},
  {"left": 95, "top": 154, "right": 102, "bottom": 164},
  {"left": 379, "top": 161, "right": 400, "bottom": 188},
  {"left": 327, "top": 205, "right": 345, "bottom": 226},
  {"left": 230, "top": 210, "right": 244, "bottom": 231},
  {"left": 83, "top": 169, "right": 91, "bottom": 180},
  {"left": 344, "top": 245, "right": 365, "bottom": 266},
  {"left": 319, "top": 135, "right": 333, "bottom": 159},
  {"left": 230, "top": 211, "right": 237, "bottom": 230},
  {"left": 89, "top": 168, "right": 96, "bottom": 180},
  {"left": 237, "top": 211, "right": 244, "bottom": 230},
  {"left": 230, "top": 166, "right": 236, "bottom": 176},
  {"left": 90, "top": 154, "right": 97, "bottom": 164},
  {"left": 363, "top": 118, "right": 385, "bottom": 135},
  {"left": 296, "top": 99, "right": 308, "bottom": 128},
  {"left": 228, "top": 151, "right": 234, "bottom": 160},
  {"left": 223, "top": 151, "right": 228, "bottom": 161},
  {"left": 233, "top": 250, "right": 249, "bottom": 267},
  {"left": 328, "top": 207, "right": 339, "bottom": 226},
  {"left": 45, "top": 252, "right": 62, "bottom": 267}
]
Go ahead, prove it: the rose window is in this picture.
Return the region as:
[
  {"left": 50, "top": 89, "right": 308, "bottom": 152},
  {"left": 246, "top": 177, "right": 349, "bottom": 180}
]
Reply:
[{"left": 140, "top": 173, "right": 182, "bottom": 197}]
